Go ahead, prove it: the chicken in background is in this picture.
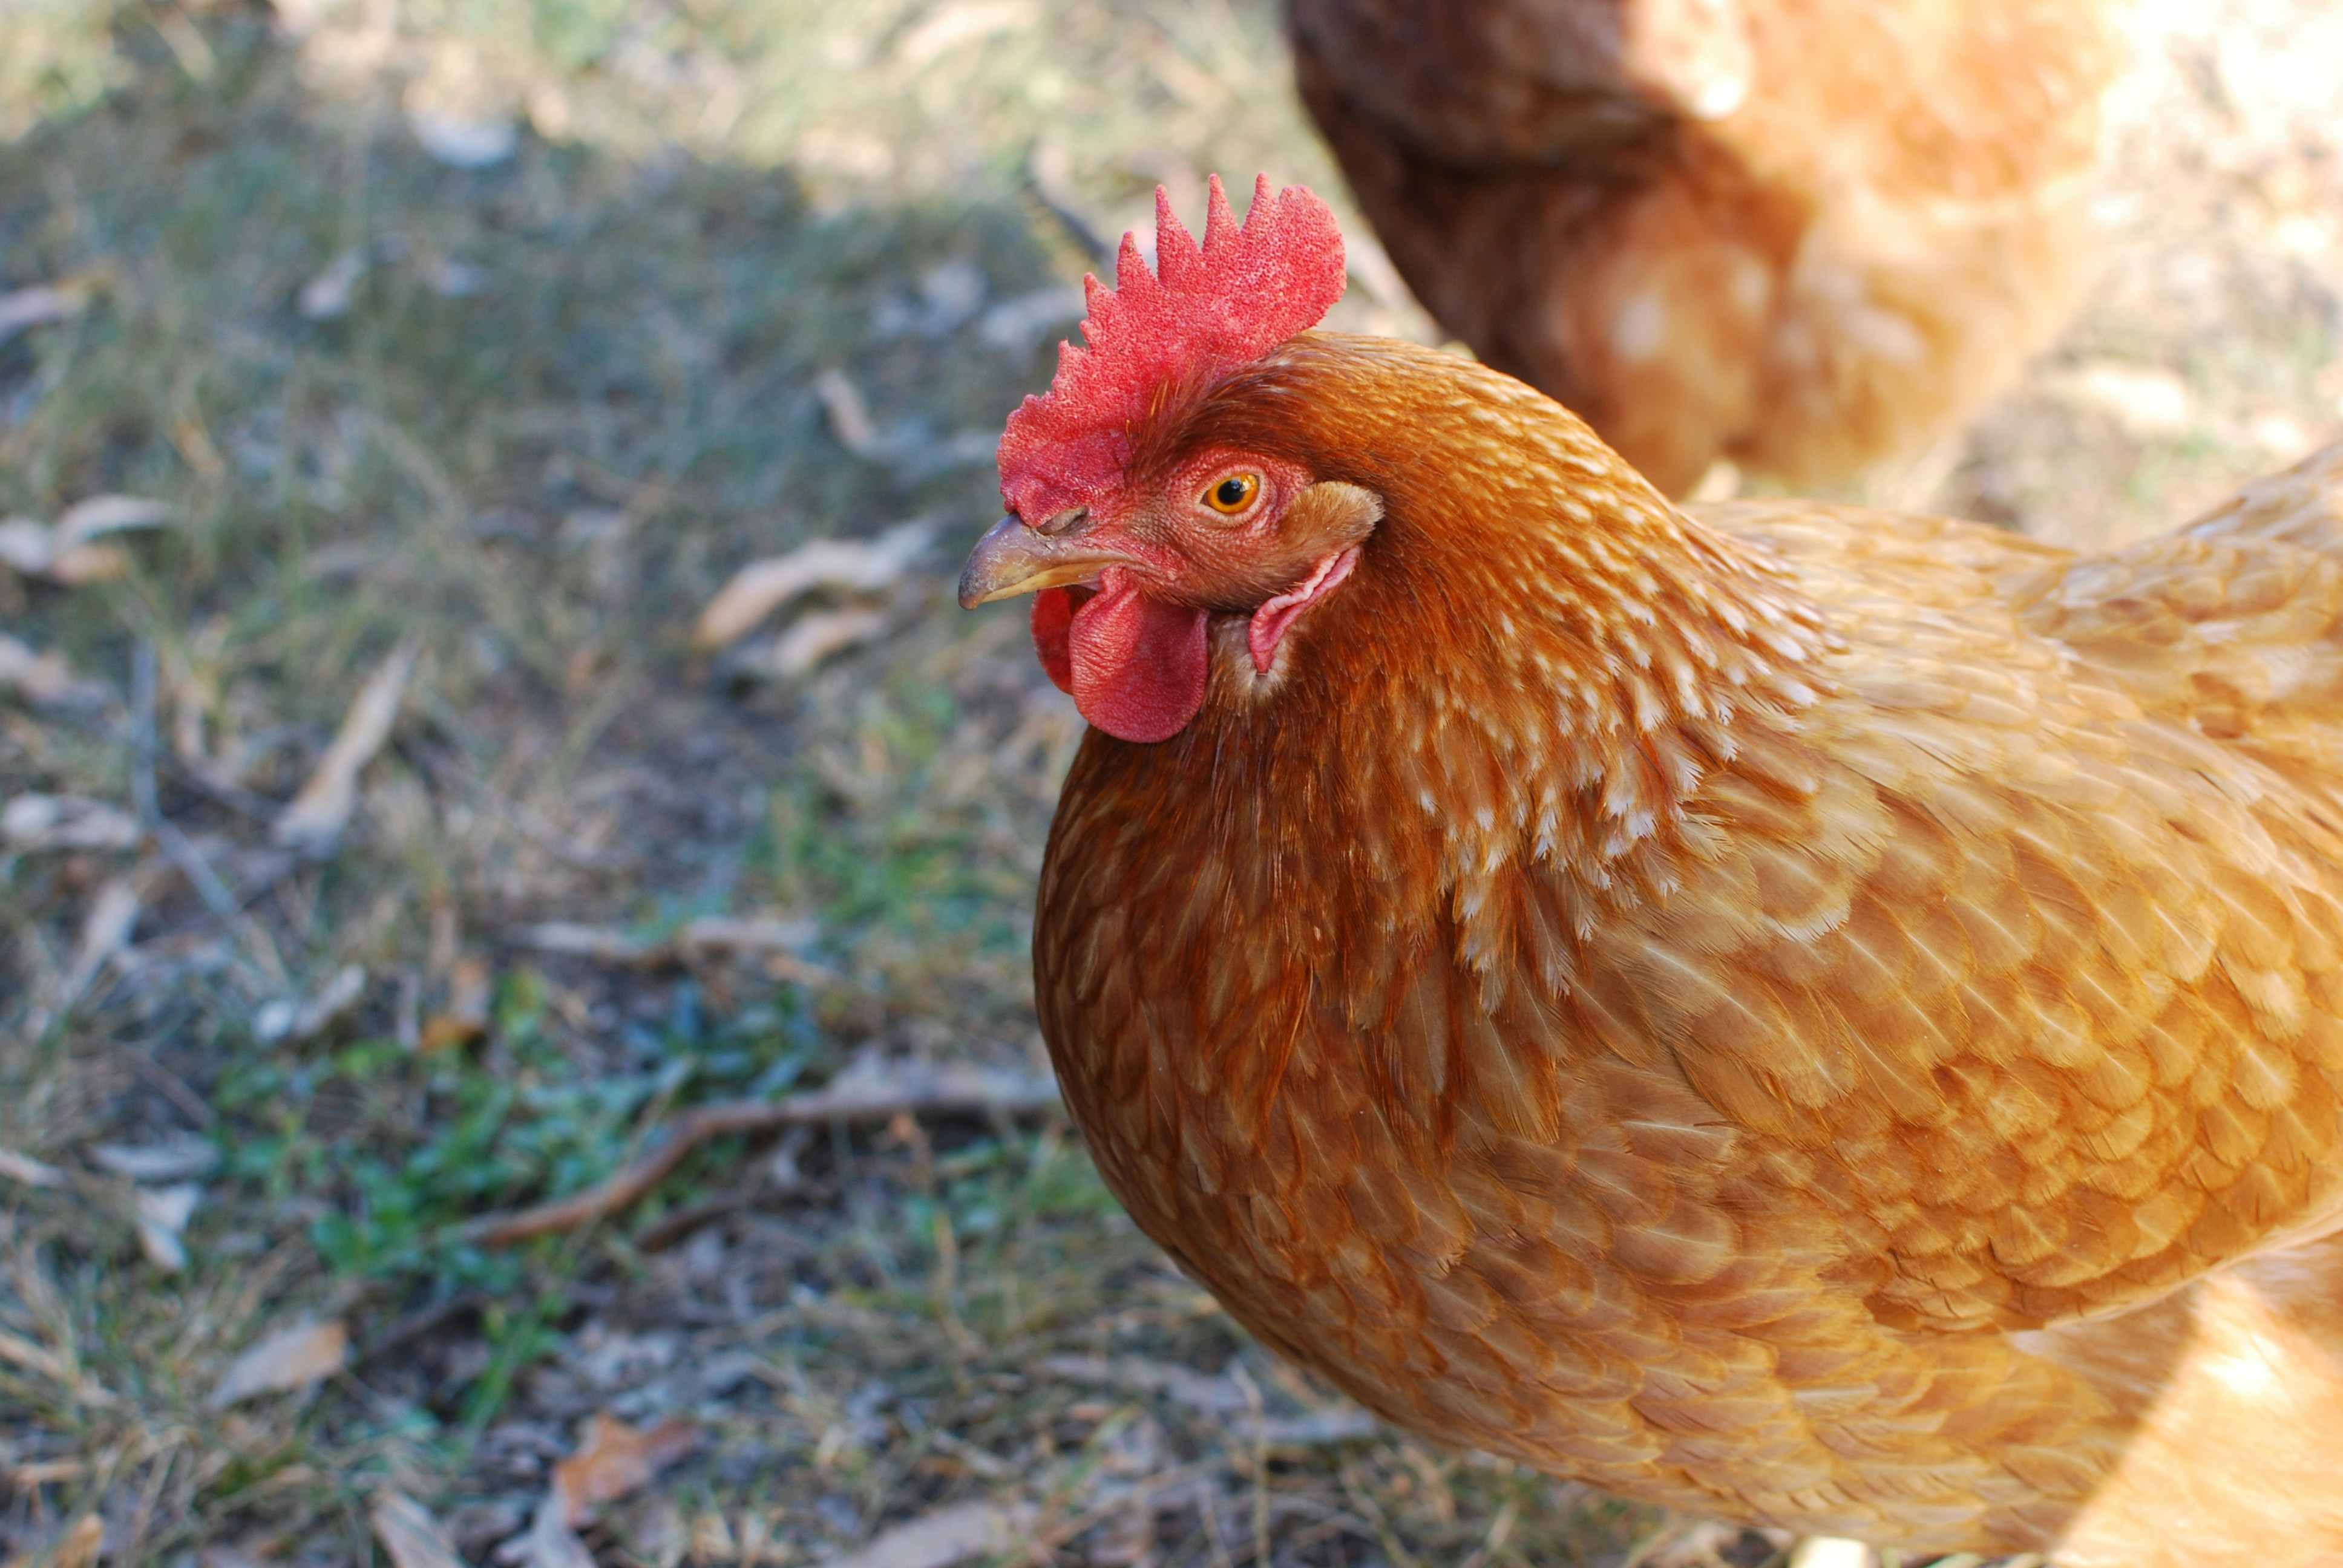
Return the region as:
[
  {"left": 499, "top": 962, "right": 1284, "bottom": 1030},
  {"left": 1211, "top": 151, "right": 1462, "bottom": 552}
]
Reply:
[
  {"left": 960, "top": 178, "right": 2343, "bottom": 1567},
  {"left": 1287, "top": 0, "right": 2121, "bottom": 497}
]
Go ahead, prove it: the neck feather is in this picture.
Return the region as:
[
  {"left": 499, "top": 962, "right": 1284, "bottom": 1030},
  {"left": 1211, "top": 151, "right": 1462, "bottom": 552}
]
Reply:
[
  {"left": 1191, "top": 334, "right": 1832, "bottom": 872},
  {"left": 1047, "top": 336, "right": 1837, "bottom": 1052}
]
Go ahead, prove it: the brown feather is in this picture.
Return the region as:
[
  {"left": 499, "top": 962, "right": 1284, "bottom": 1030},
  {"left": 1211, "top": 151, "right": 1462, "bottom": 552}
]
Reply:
[{"left": 1032, "top": 335, "right": 2343, "bottom": 1563}]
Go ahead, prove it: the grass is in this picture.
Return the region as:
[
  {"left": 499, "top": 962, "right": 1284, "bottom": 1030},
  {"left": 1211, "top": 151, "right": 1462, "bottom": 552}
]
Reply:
[
  {"left": 0, "top": 4, "right": 1658, "bottom": 1564},
  {"left": 1, "top": 1, "right": 2338, "bottom": 1566}
]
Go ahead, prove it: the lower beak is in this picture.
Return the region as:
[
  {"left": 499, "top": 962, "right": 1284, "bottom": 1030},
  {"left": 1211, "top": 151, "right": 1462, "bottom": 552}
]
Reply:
[{"left": 957, "top": 515, "right": 1145, "bottom": 609}]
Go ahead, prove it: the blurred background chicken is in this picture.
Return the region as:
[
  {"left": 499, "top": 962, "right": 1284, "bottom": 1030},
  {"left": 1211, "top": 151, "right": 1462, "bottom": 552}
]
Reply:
[{"left": 1289, "top": 0, "right": 2123, "bottom": 495}]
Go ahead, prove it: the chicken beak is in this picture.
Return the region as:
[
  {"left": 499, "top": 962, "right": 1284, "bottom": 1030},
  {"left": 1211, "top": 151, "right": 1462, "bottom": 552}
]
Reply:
[{"left": 957, "top": 515, "right": 1143, "bottom": 609}]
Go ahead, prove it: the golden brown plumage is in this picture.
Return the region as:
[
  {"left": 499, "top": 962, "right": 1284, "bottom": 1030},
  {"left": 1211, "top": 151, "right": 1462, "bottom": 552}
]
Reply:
[
  {"left": 963, "top": 183, "right": 2343, "bottom": 1561},
  {"left": 986, "top": 321, "right": 2343, "bottom": 1561},
  {"left": 1288, "top": 0, "right": 2120, "bottom": 494}
]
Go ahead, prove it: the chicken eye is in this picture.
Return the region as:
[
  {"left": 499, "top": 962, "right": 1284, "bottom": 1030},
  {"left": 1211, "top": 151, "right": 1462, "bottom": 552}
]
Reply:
[{"left": 1205, "top": 472, "right": 1261, "bottom": 514}]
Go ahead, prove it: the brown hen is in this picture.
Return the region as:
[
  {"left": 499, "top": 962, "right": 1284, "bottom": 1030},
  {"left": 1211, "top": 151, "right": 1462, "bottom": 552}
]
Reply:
[
  {"left": 1289, "top": 0, "right": 2120, "bottom": 494},
  {"left": 961, "top": 179, "right": 2343, "bottom": 1566}
]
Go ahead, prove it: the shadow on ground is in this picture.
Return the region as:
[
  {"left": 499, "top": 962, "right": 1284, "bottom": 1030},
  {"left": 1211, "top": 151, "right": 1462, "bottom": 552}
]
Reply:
[{"left": 0, "top": 7, "right": 1686, "bottom": 1567}]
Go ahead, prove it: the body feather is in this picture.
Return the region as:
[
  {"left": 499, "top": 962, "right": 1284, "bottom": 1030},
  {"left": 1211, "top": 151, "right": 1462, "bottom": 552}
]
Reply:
[{"left": 1032, "top": 336, "right": 2343, "bottom": 1562}]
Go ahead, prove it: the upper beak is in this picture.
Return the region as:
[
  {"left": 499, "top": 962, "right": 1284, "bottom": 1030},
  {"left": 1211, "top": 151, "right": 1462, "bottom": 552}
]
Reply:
[{"left": 957, "top": 515, "right": 1146, "bottom": 609}]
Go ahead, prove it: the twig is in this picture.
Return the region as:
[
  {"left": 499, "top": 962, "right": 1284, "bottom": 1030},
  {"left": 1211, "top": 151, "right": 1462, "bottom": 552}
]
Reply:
[
  {"left": 1337, "top": 1455, "right": 1423, "bottom": 1568},
  {"left": 511, "top": 916, "right": 845, "bottom": 990},
  {"left": 274, "top": 634, "right": 417, "bottom": 852},
  {"left": 461, "top": 1076, "right": 1060, "bottom": 1246},
  {"left": 133, "top": 639, "right": 237, "bottom": 916},
  {"left": 1028, "top": 140, "right": 1114, "bottom": 263},
  {"left": 631, "top": 1175, "right": 823, "bottom": 1253},
  {"left": 355, "top": 1291, "right": 485, "bottom": 1367},
  {"left": 166, "top": 756, "right": 282, "bottom": 822},
  {"left": 131, "top": 640, "right": 159, "bottom": 824},
  {"left": 114, "top": 1045, "right": 218, "bottom": 1128},
  {"left": 154, "top": 820, "right": 237, "bottom": 915},
  {"left": 1233, "top": 1363, "right": 1273, "bottom": 1568}
]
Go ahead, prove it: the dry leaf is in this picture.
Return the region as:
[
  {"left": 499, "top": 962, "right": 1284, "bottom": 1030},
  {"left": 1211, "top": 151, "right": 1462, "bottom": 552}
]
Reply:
[
  {"left": 771, "top": 606, "right": 892, "bottom": 676},
  {"left": 370, "top": 1490, "right": 469, "bottom": 1568},
  {"left": 408, "top": 111, "right": 519, "bottom": 169},
  {"left": 420, "top": 956, "right": 493, "bottom": 1052},
  {"left": 0, "top": 1148, "right": 67, "bottom": 1189},
  {"left": 275, "top": 635, "right": 418, "bottom": 853},
  {"left": 89, "top": 1133, "right": 219, "bottom": 1181},
  {"left": 500, "top": 1415, "right": 700, "bottom": 1568},
  {"left": 509, "top": 923, "right": 659, "bottom": 964},
  {"left": 820, "top": 1502, "right": 1036, "bottom": 1568},
  {"left": 56, "top": 494, "right": 176, "bottom": 543},
  {"left": 0, "top": 495, "right": 172, "bottom": 583},
  {"left": 0, "top": 283, "right": 89, "bottom": 344},
  {"left": 0, "top": 633, "right": 111, "bottom": 709},
  {"left": 50, "top": 1514, "right": 106, "bottom": 1568},
  {"left": 134, "top": 1183, "right": 203, "bottom": 1272},
  {"left": 0, "top": 518, "right": 57, "bottom": 574},
  {"left": 689, "top": 1514, "right": 738, "bottom": 1564},
  {"left": 42, "top": 541, "right": 136, "bottom": 585},
  {"left": 896, "top": 1, "right": 1035, "bottom": 66},
  {"left": 64, "top": 879, "right": 142, "bottom": 999},
  {"left": 513, "top": 914, "right": 816, "bottom": 966},
  {"left": 298, "top": 247, "right": 369, "bottom": 320},
  {"left": 1785, "top": 1539, "right": 1872, "bottom": 1568},
  {"left": 2, "top": 794, "right": 140, "bottom": 851},
  {"left": 154, "top": 8, "right": 216, "bottom": 77},
  {"left": 813, "top": 368, "right": 883, "bottom": 457},
  {"left": 976, "top": 285, "right": 1083, "bottom": 356},
  {"left": 503, "top": 1508, "right": 595, "bottom": 1568},
  {"left": 550, "top": 1414, "right": 703, "bottom": 1522},
  {"left": 807, "top": 371, "right": 994, "bottom": 479},
  {"left": 799, "top": 1048, "right": 1057, "bottom": 1120},
  {"left": 254, "top": 963, "right": 369, "bottom": 1045},
  {"left": 2049, "top": 361, "right": 2197, "bottom": 440},
  {"left": 173, "top": 413, "right": 228, "bottom": 481},
  {"left": 206, "top": 1318, "right": 350, "bottom": 1409},
  {"left": 1036, "top": 1354, "right": 1249, "bottom": 1414},
  {"left": 875, "top": 260, "right": 988, "bottom": 341},
  {"left": 678, "top": 914, "right": 819, "bottom": 954},
  {"left": 1690, "top": 459, "right": 1743, "bottom": 503},
  {"left": 692, "top": 520, "right": 934, "bottom": 650},
  {"left": 0, "top": 534, "right": 119, "bottom": 583},
  {"left": 2243, "top": 409, "right": 2313, "bottom": 460}
]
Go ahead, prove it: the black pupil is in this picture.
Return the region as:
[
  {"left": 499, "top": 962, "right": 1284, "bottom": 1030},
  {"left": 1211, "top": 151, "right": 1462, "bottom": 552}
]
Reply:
[{"left": 1216, "top": 477, "right": 1249, "bottom": 508}]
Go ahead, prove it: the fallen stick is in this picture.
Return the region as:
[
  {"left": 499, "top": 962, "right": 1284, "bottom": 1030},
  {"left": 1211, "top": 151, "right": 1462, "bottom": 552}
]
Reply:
[
  {"left": 462, "top": 1067, "right": 1061, "bottom": 1246},
  {"left": 510, "top": 916, "right": 845, "bottom": 990}
]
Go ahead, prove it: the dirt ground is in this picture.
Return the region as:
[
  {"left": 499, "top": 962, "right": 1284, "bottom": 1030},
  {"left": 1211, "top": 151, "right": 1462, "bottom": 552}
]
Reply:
[{"left": 0, "top": 2, "right": 2338, "bottom": 1567}]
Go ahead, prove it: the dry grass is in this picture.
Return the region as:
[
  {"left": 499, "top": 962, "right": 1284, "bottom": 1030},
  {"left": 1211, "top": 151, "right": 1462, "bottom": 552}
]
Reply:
[{"left": 0, "top": 2, "right": 2338, "bottom": 1566}]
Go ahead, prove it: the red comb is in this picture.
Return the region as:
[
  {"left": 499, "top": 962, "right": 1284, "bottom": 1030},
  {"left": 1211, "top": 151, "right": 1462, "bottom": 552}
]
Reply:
[{"left": 996, "top": 174, "right": 1345, "bottom": 522}]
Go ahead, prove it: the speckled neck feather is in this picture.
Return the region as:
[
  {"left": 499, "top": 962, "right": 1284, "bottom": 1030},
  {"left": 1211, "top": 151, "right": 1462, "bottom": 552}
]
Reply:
[{"left": 1095, "top": 333, "right": 1835, "bottom": 976}]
